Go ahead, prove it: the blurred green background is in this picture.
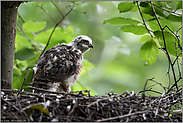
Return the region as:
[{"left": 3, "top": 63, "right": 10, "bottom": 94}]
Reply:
[{"left": 13, "top": 1, "right": 182, "bottom": 96}]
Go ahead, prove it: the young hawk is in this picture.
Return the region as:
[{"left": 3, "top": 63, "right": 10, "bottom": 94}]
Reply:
[{"left": 32, "top": 35, "right": 93, "bottom": 93}]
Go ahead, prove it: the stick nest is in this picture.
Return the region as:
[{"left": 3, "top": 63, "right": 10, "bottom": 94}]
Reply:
[{"left": 1, "top": 87, "right": 182, "bottom": 122}]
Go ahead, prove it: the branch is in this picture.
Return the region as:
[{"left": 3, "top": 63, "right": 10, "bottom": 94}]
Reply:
[
  {"left": 150, "top": 1, "right": 178, "bottom": 91},
  {"left": 38, "top": 4, "right": 75, "bottom": 60},
  {"left": 19, "top": 68, "right": 31, "bottom": 92},
  {"left": 150, "top": 2, "right": 182, "bottom": 16},
  {"left": 16, "top": 23, "right": 38, "bottom": 51},
  {"left": 1, "top": 97, "right": 30, "bottom": 121},
  {"left": 51, "top": 1, "right": 64, "bottom": 17},
  {"left": 96, "top": 110, "right": 149, "bottom": 122},
  {"left": 37, "top": 3, "right": 57, "bottom": 24},
  {"left": 136, "top": 1, "right": 153, "bottom": 37},
  {"left": 142, "top": 77, "right": 166, "bottom": 97}
]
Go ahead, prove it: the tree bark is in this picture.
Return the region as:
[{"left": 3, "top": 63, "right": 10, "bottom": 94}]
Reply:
[{"left": 1, "top": 2, "right": 21, "bottom": 93}]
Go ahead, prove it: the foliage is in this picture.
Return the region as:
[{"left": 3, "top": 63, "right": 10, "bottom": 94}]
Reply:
[
  {"left": 104, "top": 1, "right": 182, "bottom": 65},
  {"left": 104, "top": 1, "right": 182, "bottom": 94}
]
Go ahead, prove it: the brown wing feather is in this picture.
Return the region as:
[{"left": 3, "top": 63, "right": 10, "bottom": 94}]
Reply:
[{"left": 33, "top": 44, "right": 82, "bottom": 90}]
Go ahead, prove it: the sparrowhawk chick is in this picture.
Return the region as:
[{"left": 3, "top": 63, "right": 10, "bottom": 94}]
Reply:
[{"left": 32, "top": 35, "right": 93, "bottom": 93}]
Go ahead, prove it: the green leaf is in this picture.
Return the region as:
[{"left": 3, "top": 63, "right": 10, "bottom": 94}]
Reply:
[
  {"left": 142, "top": 13, "right": 155, "bottom": 20},
  {"left": 23, "top": 104, "right": 50, "bottom": 116},
  {"left": 130, "top": 6, "right": 138, "bottom": 12},
  {"left": 23, "top": 21, "right": 46, "bottom": 32},
  {"left": 138, "top": 35, "right": 151, "bottom": 43},
  {"left": 167, "top": 14, "right": 182, "bottom": 22},
  {"left": 34, "top": 26, "right": 75, "bottom": 50},
  {"left": 154, "top": 31, "right": 182, "bottom": 56},
  {"left": 120, "top": 25, "right": 148, "bottom": 35},
  {"left": 140, "top": 2, "right": 166, "bottom": 18},
  {"left": 140, "top": 1, "right": 149, "bottom": 7},
  {"left": 139, "top": 39, "right": 159, "bottom": 66},
  {"left": 103, "top": 17, "right": 140, "bottom": 25},
  {"left": 15, "top": 34, "right": 32, "bottom": 52},
  {"left": 176, "top": 1, "right": 182, "bottom": 9},
  {"left": 149, "top": 19, "right": 174, "bottom": 31},
  {"left": 118, "top": 2, "right": 135, "bottom": 13},
  {"left": 140, "top": 2, "right": 154, "bottom": 17},
  {"left": 154, "top": 7, "right": 166, "bottom": 18},
  {"left": 15, "top": 48, "right": 35, "bottom": 61}
]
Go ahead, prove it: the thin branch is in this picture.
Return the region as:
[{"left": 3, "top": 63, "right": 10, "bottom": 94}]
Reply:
[
  {"left": 67, "top": 100, "right": 78, "bottom": 116},
  {"left": 14, "top": 96, "right": 30, "bottom": 122},
  {"left": 1, "top": 97, "right": 29, "bottom": 121},
  {"left": 38, "top": 4, "right": 75, "bottom": 60},
  {"left": 20, "top": 68, "right": 31, "bottom": 92},
  {"left": 150, "top": 1, "right": 178, "bottom": 91},
  {"left": 142, "top": 77, "right": 166, "bottom": 98},
  {"left": 87, "top": 97, "right": 113, "bottom": 108},
  {"left": 51, "top": 1, "right": 64, "bottom": 17},
  {"left": 18, "top": 13, "right": 37, "bottom": 37},
  {"left": 18, "top": 12, "right": 25, "bottom": 23},
  {"left": 166, "top": 61, "right": 171, "bottom": 89},
  {"left": 37, "top": 3, "right": 57, "bottom": 24},
  {"left": 73, "top": 9, "right": 87, "bottom": 14},
  {"left": 16, "top": 23, "right": 38, "bottom": 51},
  {"left": 17, "top": 68, "right": 31, "bottom": 96},
  {"left": 136, "top": 1, "right": 153, "bottom": 37},
  {"left": 172, "top": 53, "right": 182, "bottom": 66},
  {"left": 162, "top": 26, "right": 182, "bottom": 51},
  {"left": 125, "top": 109, "right": 133, "bottom": 122},
  {"left": 150, "top": 2, "right": 182, "bottom": 16},
  {"left": 136, "top": 89, "right": 162, "bottom": 96},
  {"left": 96, "top": 110, "right": 149, "bottom": 122}
]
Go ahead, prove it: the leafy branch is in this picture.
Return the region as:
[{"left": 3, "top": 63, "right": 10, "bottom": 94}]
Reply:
[
  {"left": 136, "top": 1, "right": 153, "bottom": 37},
  {"left": 37, "top": 2, "right": 75, "bottom": 60},
  {"left": 150, "top": 1, "right": 181, "bottom": 92},
  {"left": 103, "top": 1, "right": 182, "bottom": 94}
]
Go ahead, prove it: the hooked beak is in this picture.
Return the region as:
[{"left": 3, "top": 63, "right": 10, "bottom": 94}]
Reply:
[{"left": 89, "top": 43, "right": 94, "bottom": 48}]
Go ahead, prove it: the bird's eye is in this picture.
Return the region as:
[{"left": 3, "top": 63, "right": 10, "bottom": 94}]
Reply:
[{"left": 80, "top": 40, "right": 88, "bottom": 44}]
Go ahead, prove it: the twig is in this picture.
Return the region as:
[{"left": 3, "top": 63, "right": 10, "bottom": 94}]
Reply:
[
  {"left": 17, "top": 13, "right": 37, "bottom": 37},
  {"left": 150, "top": 1, "right": 178, "bottom": 91},
  {"left": 51, "top": 1, "right": 64, "bottom": 16},
  {"left": 39, "top": 112, "right": 43, "bottom": 122},
  {"left": 20, "top": 68, "right": 31, "bottom": 92},
  {"left": 87, "top": 97, "right": 113, "bottom": 108},
  {"left": 125, "top": 109, "right": 132, "bottom": 122},
  {"left": 1, "top": 97, "right": 27, "bottom": 121},
  {"left": 87, "top": 92, "right": 127, "bottom": 108},
  {"left": 37, "top": 3, "right": 57, "bottom": 24},
  {"left": 96, "top": 110, "right": 149, "bottom": 122},
  {"left": 38, "top": 4, "right": 75, "bottom": 60},
  {"left": 142, "top": 77, "right": 165, "bottom": 98},
  {"left": 136, "top": 1, "right": 153, "bottom": 37},
  {"left": 149, "top": 2, "right": 182, "bottom": 16},
  {"left": 14, "top": 96, "right": 30, "bottom": 122},
  {"left": 67, "top": 100, "right": 77, "bottom": 116},
  {"left": 16, "top": 23, "right": 38, "bottom": 51},
  {"left": 136, "top": 89, "right": 162, "bottom": 96},
  {"left": 73, "top": 9, "right": 86, "bottom": 14}
]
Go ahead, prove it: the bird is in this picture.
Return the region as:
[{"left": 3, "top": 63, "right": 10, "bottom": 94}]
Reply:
[{"left": 32, "top": 35, "right": 93, "bottom": 93}]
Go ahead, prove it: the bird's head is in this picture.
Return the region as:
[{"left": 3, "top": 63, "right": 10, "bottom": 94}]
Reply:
[{"left": 68, "top": 35, "right": 93, "bottom": 53}]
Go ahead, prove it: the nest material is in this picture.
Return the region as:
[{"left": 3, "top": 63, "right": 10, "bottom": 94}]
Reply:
[{"left": 1, "top": 87, "right": 182, "bottom": 122}]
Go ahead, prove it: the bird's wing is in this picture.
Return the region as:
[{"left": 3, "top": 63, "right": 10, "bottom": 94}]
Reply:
[{"left": 33, "top": 44, "right": 82, "bottom": 83}]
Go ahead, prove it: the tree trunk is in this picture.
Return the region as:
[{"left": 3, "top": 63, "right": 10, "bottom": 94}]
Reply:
[{"left": 1, "top": 2, "right": 21, "bottom": 93}]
